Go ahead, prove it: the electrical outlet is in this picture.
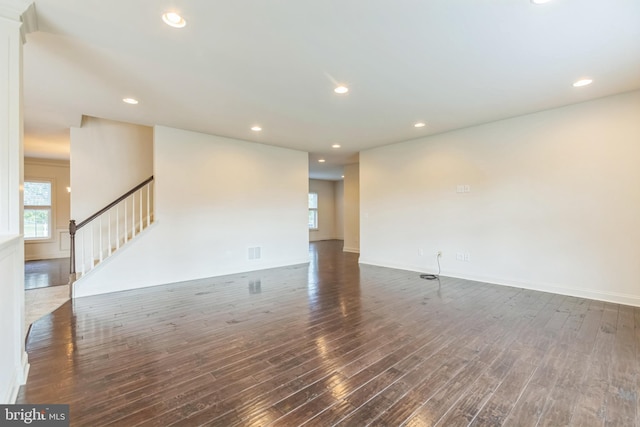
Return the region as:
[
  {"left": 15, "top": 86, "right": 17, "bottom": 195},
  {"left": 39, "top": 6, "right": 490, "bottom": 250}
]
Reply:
[
  {"left": 464, "top": 252, "right": 470, "bottom": 261},
  {"left": 456, "top": 252, "right": 464, "bottom": 261}
]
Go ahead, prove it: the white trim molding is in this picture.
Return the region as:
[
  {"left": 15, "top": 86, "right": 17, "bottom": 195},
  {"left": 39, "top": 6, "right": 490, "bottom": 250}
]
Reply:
[
  {"left": 359, "top": 257, "right": 640, "bottom": 308},
  {"left": 0, "top": 1, "right": 37, "bottom": 42}
]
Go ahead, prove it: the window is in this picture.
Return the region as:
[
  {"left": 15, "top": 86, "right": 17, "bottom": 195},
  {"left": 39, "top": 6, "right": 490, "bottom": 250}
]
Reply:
[
  {"left": 24, "top": 181, "right": 53, "bottom": 240},
  {"left": 308, "top": 192, "right": 318, "bottom": 230}
]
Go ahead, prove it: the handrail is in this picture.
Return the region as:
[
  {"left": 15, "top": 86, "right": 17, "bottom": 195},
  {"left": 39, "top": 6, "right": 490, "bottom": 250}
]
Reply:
[
  {"left": 75, "top": 176, "right": 154, "bottom": 230},
  {"left": 69, "top": 176, "right": 154, "bottom": 284}
]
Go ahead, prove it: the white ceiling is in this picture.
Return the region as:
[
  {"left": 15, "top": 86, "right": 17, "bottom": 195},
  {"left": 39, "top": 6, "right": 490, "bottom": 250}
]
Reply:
[{"left": 22, "top": 0, "right": 640, "bottom": 179}]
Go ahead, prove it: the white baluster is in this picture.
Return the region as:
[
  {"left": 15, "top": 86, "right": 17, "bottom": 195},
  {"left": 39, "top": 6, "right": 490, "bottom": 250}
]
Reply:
[
  {"left": 99, "top": 216, "right": 103, "bottom": 262},
  {"left": 132, "top": 193, "right": 136, "bottom": 238},
  {"left": 90, "top": 223, "right": 94, "bottom": 272},
  {"left": 124, "top": 198, "right": 128, "bottom": 243},
  {"left": 80, "top": 229, "right": 85, "bottom": 276},
  {"left": 116, "top": 204, "right": 120, "bottom": 250},
  {"left": 146, "top": 182, "right": 151, "bottom": 227},
  {"left": 108, "top": 209, "right": 112, "bottom": 257},
  {"left": 139, "top": 187, "right": 143, "bottom": 231}
]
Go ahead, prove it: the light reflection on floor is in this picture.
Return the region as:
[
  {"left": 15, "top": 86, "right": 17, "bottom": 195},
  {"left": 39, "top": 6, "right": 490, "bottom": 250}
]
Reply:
[
  {"left": 24, "top": 258, "right": 70, "bottom": 337},
  {"left": 25, "top": 286, "right": 69, "bottom": 336},
  {"left": 24, "top": 258, "right": 69, "bottom": 290},
  {"left": 307, "top": 244, "right": 319, "bottom": 304}
]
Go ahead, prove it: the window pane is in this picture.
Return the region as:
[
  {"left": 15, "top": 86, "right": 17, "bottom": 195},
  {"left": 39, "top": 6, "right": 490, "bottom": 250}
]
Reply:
[
  {"left": 308, "top": 193, "right": 318, "bottom": 209},
  {"left": 24, "top": 209, "right": 51, "bottom": 239},
  {"left": 24, "top": 182, "right": 52, "bottom": 206},
  {"left": 308, "top": 210, "right": 318, "bottom": 229}
]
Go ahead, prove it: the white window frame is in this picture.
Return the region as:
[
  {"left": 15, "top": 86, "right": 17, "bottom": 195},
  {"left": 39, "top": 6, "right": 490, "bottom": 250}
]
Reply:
[
  {"left": 308, "top": 192, "right": 318, "bottom": 230},
  {"left": 24, "top": 178, "right": 55, "bottom": 242}
]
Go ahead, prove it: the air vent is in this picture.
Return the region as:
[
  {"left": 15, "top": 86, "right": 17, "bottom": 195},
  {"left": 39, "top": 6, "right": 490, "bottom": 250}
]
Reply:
[{"left": 248, "top": 246, "right": 261, "bottom": 260}]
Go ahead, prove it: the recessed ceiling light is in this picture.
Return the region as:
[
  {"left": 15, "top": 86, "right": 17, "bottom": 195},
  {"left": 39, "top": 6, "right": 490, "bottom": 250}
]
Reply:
[
  {"left": 122, "top": 98, "right": 139, "bottom": 105},
  {"left": 334, "top": 86, "right": 349, "bottom": 94},
  {"left": 341, "top": 175, "right": 345, "bottom": 178},
  {"left": 251, "top": 126, "right": 262, "bottom": 131},
  {"left": 162, "top": 12, "right": 186, "bottom": 28},
  {"left": 573, "top": 78, "right": 593, "bottom": 87},
  {"left": 414, "top": 122, "right": 426, "bottom": 128},
  {"left": 318, "top": 159, "right": 326, "bottom": 163},
  {"left": 332, "top": 144, "right": 341, "bottom": 148}
]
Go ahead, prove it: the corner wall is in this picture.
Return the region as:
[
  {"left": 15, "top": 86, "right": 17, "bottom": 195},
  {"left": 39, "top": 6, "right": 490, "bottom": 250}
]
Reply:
[
  {"left": 335, "top": 180, "right": 344, "bottom": 240},
  {"left": 70, "top": 116, "right": 153, "bottom": 221},
  {"left": 360, "top": 91, "right": 640, "bottom": 306},
  {"left": 74, "top": 126, "right": 309, "bottom": 297},
  {"left": 0, "top": 1, "right": 32, "bottom": 404},
  {"left": 343, "top": 163, "right": 359, "bottom": 253}
]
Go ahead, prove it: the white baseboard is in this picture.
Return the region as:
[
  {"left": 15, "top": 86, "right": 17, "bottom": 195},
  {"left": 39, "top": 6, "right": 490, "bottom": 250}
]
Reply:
[
  {"left": 25, "top": 252, "right": 70, "bottom": 261},
  {"left": 74, "top": 253, "right": 311, "bottom": 299},
  {"left": 453, "top": 271, "right": 640, "bottom": 308},
  {"left": 358, "top": 257, "right": 423, "bottom": 273},
  {"left": 4, "top": 352, "right": 28, "bottom": 404},
  {"left": 20, "top": 352, "right": 30, "bottom": 385},
  {"left": 343, "top": 247, "right": 360, "bottom": 254},
  {"left": 359, "top": 258, "right": 640, "bottom": 308}
]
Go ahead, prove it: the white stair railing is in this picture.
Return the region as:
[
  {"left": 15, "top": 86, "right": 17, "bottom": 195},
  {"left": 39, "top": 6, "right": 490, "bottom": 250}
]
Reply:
[{"left": 69, "top": 176, "right": 154, "bottom": 282}]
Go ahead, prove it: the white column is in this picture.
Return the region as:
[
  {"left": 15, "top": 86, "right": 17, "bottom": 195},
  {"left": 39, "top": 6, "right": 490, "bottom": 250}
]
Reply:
[
  {"left": 343, "top": 163, "right": 360, "bottom": 254},
  {"left": 0, "top": 0, "right": 36, "bottom": 403},
  {"left": 0, "top": 7, "right": 21, "bottom": 233}
]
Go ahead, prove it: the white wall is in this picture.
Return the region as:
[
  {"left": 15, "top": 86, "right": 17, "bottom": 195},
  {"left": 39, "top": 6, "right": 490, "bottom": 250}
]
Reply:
[
  {"left": 0, "top": 237, "right": 26, "bottom": 404},
  {"left": 343, "top": 163, "right": 360, "bottom": 253},
  {"left": 0, "top": 2, "right": 32, "bottom": 404},
  {"left": 70, "top": 116, "right": 153, "bottom": 221},
  {"left": 24, "top": 158, "right": 70, "bottom": 260},
  {"left": 309, "top": 179, "right": 337, "bottom": 241},
  {"left": 335, "top": 179, "right": 344, "bottom": 240},
  {"left": 360, "top": 90, "right": 640, "bottom": 307},
  {"left": 74, "top": 126, "right": 309, "bottom": 297}
]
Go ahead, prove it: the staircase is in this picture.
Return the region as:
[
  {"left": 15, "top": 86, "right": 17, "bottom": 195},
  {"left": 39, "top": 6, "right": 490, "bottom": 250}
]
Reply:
[{"left": 69, "top": 176, "right": 154, "bottom": 286}]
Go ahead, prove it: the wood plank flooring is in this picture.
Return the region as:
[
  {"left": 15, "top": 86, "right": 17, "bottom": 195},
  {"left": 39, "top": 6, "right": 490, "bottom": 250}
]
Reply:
[
  {"left": 25, "top": 257, "right": 70, "bottom": 289},
  {"left": 17, "top": 240, "right": 640, "bottom": 426}
]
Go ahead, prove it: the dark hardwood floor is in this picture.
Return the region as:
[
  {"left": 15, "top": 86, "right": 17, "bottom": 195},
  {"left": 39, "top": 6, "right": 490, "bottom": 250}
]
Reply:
[
  {"left": 25, "top": 257, "right": 70, "bottom": 289},
  {"left": 17, "top": 240, "right": 639, "bottom": 426}
]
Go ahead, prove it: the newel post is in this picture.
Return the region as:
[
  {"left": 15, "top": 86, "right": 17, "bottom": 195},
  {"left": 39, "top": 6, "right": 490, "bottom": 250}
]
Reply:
[{"left": 69, "top": 219, "right": 77, "bottom": 286}]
